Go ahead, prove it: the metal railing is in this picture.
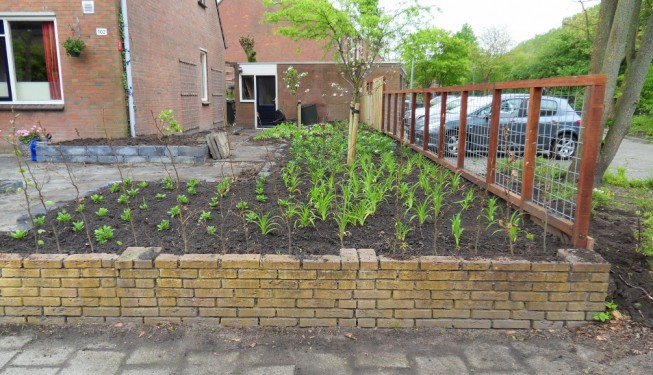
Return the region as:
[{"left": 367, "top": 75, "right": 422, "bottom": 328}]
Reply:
[{"left": 381, "top": 75, "right": 606, "bottom": 249}]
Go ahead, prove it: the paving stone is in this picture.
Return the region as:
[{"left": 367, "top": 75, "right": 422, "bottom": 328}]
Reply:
[
  {"left": 121, "top": 368, "right": 174, "bottom": 375},
  {"left": 292, "top": 352, "right": 352, "bottom": 375},
  {"left": 182, "top": 351, "right": 239, "bottom": 375},
  {"left": 464, "top": 343, "right": 521, "bottom": 372},
  {"left": 0, "top": 367, "right": 59, "bottom": 375},
  {"left": 244, "top": 365, "right": 296, "bottom": 375},
  {"left": 125, "top": 346, "right": 179, "bottom": 365},
  {"left": 356, "top": 352, "right": 410, "bottom": 368},
  {"left": 0, "top": 351, "right": 18, "bottom": 368},
  {"left": 415, "top": 355, "right": 469, "bottom": 375},
  {"left": 10, "top": 344, "right": 76, "bottom": 366},
  {"left": 525, "top": 355, "right": 578, "bottom": 374},
  {"left": 0, "top": 335, "right": 33, "bottom": 349},
  {"left": 59, "top": 350, "right": 125, "bottom": 375}
]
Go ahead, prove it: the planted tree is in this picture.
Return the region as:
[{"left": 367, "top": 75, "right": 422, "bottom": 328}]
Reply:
[{"left": 264, "top": 0, "right": 425, "bottom": 164}]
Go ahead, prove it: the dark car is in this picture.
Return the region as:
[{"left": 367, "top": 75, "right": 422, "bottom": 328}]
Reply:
[{"left": 414, "top": 94, "right": 582, "bottom": 159}]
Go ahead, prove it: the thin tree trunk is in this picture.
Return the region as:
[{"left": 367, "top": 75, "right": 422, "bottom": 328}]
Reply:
[{"left": 596, "top": 9, "right": 653, "bottom": 180}]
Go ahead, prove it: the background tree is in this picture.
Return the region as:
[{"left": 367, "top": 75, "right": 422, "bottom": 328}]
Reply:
[
  {"left": 239, "top": 35, "right": 257, "bottom": 62},
  {"left": 263, "top": 0, "right": 425, "bottom": 163},
  {"left": 400, "top": 28, "right": 472, "bottom": 88},
  {"left": 474, "top": 27, "right": 512, "bottom": 83}
]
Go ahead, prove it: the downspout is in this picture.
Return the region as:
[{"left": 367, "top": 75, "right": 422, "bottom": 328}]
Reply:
[{"left": 121, "top": 0, "right": 136, "bottom": 137}]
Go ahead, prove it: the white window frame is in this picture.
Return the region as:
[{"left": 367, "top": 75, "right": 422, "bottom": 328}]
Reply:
[
  {"left": 0, "top": 13, "right": 65, "bottom": 105},
  {"left": 239, "top": 75, "right": 255, "bottom": 102},
  {"left": 200, "top": 48, "right": 208, "bottom": 103}
]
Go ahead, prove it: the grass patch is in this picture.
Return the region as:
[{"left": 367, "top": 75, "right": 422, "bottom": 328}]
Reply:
[{"left": 629, "top": 115, "right": 653, "bottom": 141}]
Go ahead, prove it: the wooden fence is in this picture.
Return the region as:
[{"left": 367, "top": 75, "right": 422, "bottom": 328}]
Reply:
[{"left": 380, "top": 75, "right": 606, "bottom": 249}]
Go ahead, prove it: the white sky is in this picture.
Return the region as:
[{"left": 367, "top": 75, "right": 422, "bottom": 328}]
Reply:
[{"left": 383, "top": 0, "right": 591, "bottom": 45}]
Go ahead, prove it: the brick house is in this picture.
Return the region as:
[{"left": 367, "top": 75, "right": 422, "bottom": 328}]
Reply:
[
  {"left": 220, "top": 0, "right": 404, "bottom": 127},
  {"left": 0, "top": 0, "right": 226, "bottom": 148}
]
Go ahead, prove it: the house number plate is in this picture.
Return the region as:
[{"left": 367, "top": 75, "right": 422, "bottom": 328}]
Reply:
[{"left": 96, "top": 28, "right": 108, "bottom": 36}]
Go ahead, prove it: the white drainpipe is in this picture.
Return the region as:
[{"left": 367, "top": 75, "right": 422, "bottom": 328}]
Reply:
[{"left": 121, "top": 0, "right": 136, "bottom": 137}]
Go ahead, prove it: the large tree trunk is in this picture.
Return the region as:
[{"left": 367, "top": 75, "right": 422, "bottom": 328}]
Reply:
[{"left": 595, "top": 8, "right": 653, "bottom": 180}]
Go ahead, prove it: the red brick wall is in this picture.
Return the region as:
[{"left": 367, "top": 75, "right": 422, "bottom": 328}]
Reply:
[
  {"left": 220, "top": 0, "right": 334, "bottom": 63},
  {"left": 127, "top": 0, "right": 226, "bottom": 135},
  {"left": 0, "top": 0, "right": 127, "bottom": 146}
]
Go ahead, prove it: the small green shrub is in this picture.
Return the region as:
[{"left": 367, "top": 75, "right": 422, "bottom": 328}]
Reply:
[{"left": 94, "top": 225, "right": 114, "bottom": 244}]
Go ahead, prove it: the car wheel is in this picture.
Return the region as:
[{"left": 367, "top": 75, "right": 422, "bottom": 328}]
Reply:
[
  {"left": 552, "top": 133, "right": 577, "bottom": 160},
  {"left": 445, "top": 132, "right": 459, "bottom": 157}
]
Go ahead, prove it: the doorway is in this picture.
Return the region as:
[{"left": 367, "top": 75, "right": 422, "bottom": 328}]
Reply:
[{"left": 256, "top": 76, "right": 276, "bottom": 127}]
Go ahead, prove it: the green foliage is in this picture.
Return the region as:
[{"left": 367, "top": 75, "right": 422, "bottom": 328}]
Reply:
[
  {"left": 593, "top": 301, "right": 619, "bottom": 322},
  {"left": 120, "top": 208, "right": 132, "bottom": 221},
  {"left": 138, "top": 181, "right": 149, "bottom": 189},
  {"left": 400, "top": 27, "right": 472, "bottom": 87},
  {"left": 156, "top": 193, "right": 166, "bottom": 200},
  {"left": 451, "top": 212, "right": 464, "bottom": 250},
  {"left": 177, "top": 194, "right": 190, "bottom": 204},
  {"left": 158, "top": 109, "right": 183, "bottom": 134},
  {"left": 110, "top": 182, "right": 121, "bottom": 193},
  {"left": 209, "top": 196, "right": 219, "bottom": 208},
  {"left": 127, "top": 188, "right": 139, "bottom": 197},
  {"left": 94, "top": 225, "right": 114, "bottom": 244},
  {"left": 254, "top": 122, "right": 303, "bottom": 140},
  {"left": 139, "top": 199, "right": 148, "bottom": 210},
  {"left": 237, "top": 201, "right": 249, "bottom": 211},
  {"left": 250, "top": 211, "right": 280, "bottom": 235},
  {"left": 75, "top": 203, "right": 86, "bottom": 213},
  {"left": 117, "top": 194, "right": 129, "bottom": 205},
  {"left": 56, "top": 210, "right": 72, "bottom": 223},
  {"left": 168, "top": 205, "right": 181, "bottom": 218},
  {"left": 157, "top": 220, "right": 170, "bottom": 231},
  {"left": 95, "top": 207, "right": 108, "bottom": 217},
  {"left": 33, "top": 216, "right": 45, "bottom": 226},
  {"left": 206, "top": 225, "right": 217, "bottom": 235},
  {"left": 635, "top": 210, "right": 653, "bottom": 256},
  {"left": 199, "top": 211, "right": 212, "bottom": 222},
  {"left": 91, "top": 194, "right": 104, "bottom": 203},
  {"left": 72, "top": 221, "right": 84, "bottom": 232},
  {"left": 216, "top": 177, "right": 231, "bottom": 197},
  {"left": 162, "top": 177, "right": 174, "bottom": 191},
  {"left": 604, "top": 167, "right": 653, "bottom": 189},
  {"left": 629, "top": 115, "right": 653, "bottom": 140},
  {"left": 10, "top": 230, "right": 27, "bottom": 239},
  {"left": 283, "top": 66, "right": 308, "bottom": 98},
  {"left": 63, "top": 36, "right": 86, "bottom": 54}
]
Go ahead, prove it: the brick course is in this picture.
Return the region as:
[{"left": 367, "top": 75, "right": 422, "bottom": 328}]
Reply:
[{"left": 0, "top": 248, "right": 610, "bottom": 328}]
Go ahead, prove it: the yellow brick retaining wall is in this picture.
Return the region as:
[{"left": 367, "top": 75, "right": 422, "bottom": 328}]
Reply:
[{"left": 0, "top": 248, "right": 610, "bottom": 328}]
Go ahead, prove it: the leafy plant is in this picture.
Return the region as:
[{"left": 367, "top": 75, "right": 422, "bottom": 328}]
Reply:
[
  {"left": 216, "top": 177, "right": 231, "bottom": 197},
  {"left": 256, "top": 194, "right": 268, "bottom": 203},
  {"left": 295, "top": 203, "right": 316, "bottom": 228},
  {"left": 91, "top": 194, "right": 104, "bottom": 203},
  {"left": 117, "top": 194, "right": 129, "bottom": 205},
  {"left": 156, "top": 193, "right": 166, "bottom": 200},
  {"left": 245, "top": 211, "right": 258, "bottom": 223},
  {"left": 75, "top": 203, "right": 86, "bottom": 213},
  {"left": 413, "top": 196, "right": 431, "bottom": 226},
  {"left": 139, "top": 199, "right": 148, "bottom": 210},
  {"left": 593, "top": 301, "right": 619, "bottom": 322},
  {"left": 95, "top": 207, "right": 108, "bottom": 217},
  {"left": 120, "top": 208, "right": 132, "bottom": 221},
  {"left": 127, "top": 188, "right": 140, "bottom": 197},
  {"left": 188, "top": 178, "right": 200, "bottom": 188},
  {"left": 138, "top": 181, "right": 149, "bottom": 189},
  {"left": 168, "top": 205, "right": 181, "bottom": 218},
  {"left": 237, "top": 201, "right": 249, "bottom": 210},
  {"left": 162, "top": 177, "right": 174, "bottom": 191},
  {"left": 206, "top": 225, "right": 217, "bottom": 235},
  {"left": 395, "top": 219, "right": 412, "bottom": 242},
  {"left": 187, "top": 186, "right": 197, "bottom": 196},
  {"left": 33, "top": 216, "right": 46, "bottom": 226},
  {"left": 10, "top": 230, "right": 27, "bottom": 239},
  {"left": 159, "top": 109, "right": 183, "bottom": 134},
  {"left": 56, "top": 210, "right": 73, "bottom": 223},
  {"left": 177, "top": 194, "right": 190, "bottom": 204},
  {"left": 451, "top": 212, "right": 464, "bottom": 250},
  {"left": 72, "top": 221, "right": 85, "bottom": 232},
  {"left": 250, "top": 211, "right": 280, "bottom": 235},
  {"left": 94, "top": 225, "right": 114, "bottom": 244},
  {"left": 157, "top": 220, "right": 171, "bottom": 231},
  {"left": 199, "top": 211, "right": 212, "bottom": 222},
  {"left": 209, "top": 196, "right": 219, "bottom": 208},
  {"left": 110, "top": 182, "right": 121, "bottom": 193},
  {"left": 123, "top": 177, "right": 133, "bottom": 187},
  {"left": 63, "top": 36, "right": 86, "bottom": 55}
]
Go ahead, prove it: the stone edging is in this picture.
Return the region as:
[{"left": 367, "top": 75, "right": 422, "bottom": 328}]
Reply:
[
  {"left": 0, "top": 248, "right": 610, "bottom": 328},
  {"left": 35, "top": 144, "right": 208, "bottom": 164}
]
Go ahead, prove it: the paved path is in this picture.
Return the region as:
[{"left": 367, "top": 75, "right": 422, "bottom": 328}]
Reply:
[
  {"left": 0, "top": 325, "right": 651, "bottom": 374},
  {"left": 608, "top": 136, "right": 653, "bottom": 179},
  {"left": 0, "top": 129, "right": 282, "bottom": 232}
]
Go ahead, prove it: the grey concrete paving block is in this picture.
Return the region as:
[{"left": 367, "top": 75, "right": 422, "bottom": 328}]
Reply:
[
  {"left": 10, "top": 344, "right": 76, "bottom": 366},
  {"left": 123, "top": 156, "right": 149, "bottom": 163},
  {"left": 526, "top": 355, "right": 577, "bottom": 374},
  {"left": 165, "top": 146, "right": 180, "bottom": 157},
  {"left": 0, "top": 351, "right": 18, "bottom": 368},
  {"left": 86, "top": 146, "right": 113, "bottom": 156},
  {"left": 356, "top": 352, "right": 410, "bottom": 368},
  {"left": 122, "top": 369, "right": 174, "bottom": 375},
  {"left": 59, "top": 350, "right": 125, "bottom": 375},
  {"left": 415, "top": 355, "right": 469, "bottom": 375},
  {"left": 60, "top": 146, "right": 88, "bottom": 156},
  {"left": 178, "top": 145, "right": 207, "bottom": 157},
  {"left": 68, "top": 156, "right": 97, "bottom": 164},
  {"left": 464, "top": 343, "right": 521, "bottom": 372},
  {"left": 605, "top": 353, "right": 653, "bottom": 373},
  {"left": 0, "top": 335, "right": 32, "bottom": 350},
  {"left": 38, "top": 155, "right": 63, "bottom": 163},
  {"left": 138, "top": 146, "right": 166, "bottom": 157},
  {"left": 183, "top": 351, "right": 239, "bottom": 375},
  {"left": 0, "top": 367, "right": 59, "bottom": 375},
  {"left": 36, "top": 144, "right": 60, "bottom": 157},
  {"left": 125, "top": 346, "right": 178, "bottom": 365},
  {"left": 114, "top": 146, "right": 139, "bottom": 156},
  {"left": 291, "top": 352, "right": 351, "bottom": 375},
  {"left": 244, "top": 365, "right": 296, "bottom": 375},
  {"left": 98, "top": 156, "right": 122, "bottom": 164}
]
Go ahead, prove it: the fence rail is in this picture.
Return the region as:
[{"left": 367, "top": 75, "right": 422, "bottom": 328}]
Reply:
[{"left": 381, "top": 75, "right": 606, "bottom": 249}]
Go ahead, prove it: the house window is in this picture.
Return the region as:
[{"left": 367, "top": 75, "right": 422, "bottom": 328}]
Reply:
[
  {"left": 200, "top": 49, "right": 208, "bottom": 102},
  {"left": 0, "top": 18, "right": 63, "bottom": 103},
  {"left": 240, "top": 75, "right": 254, "bottom": 101}
]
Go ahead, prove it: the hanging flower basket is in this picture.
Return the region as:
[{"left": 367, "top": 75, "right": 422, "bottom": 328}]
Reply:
[{"left": 64, "top": 37, "right": 86, "bottom": 57}]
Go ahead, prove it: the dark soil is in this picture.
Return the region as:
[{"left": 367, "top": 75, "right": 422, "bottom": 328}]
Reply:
[{"left": 55, "top": 131, "right": 212, "bottom": 147}]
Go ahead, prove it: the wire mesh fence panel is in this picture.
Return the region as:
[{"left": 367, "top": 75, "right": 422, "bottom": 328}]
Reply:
[
  {"left": 462, "top": 91, "right": 495, "bottom": 177},
  {"left": 530, "top": 86, "right": 585, "bottom": 221}
]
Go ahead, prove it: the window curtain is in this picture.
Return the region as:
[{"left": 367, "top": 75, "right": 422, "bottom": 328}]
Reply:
[{"left": 41, "top": 22, "right": 61, "bottom": 100}]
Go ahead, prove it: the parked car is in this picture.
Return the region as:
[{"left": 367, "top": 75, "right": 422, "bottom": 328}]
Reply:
[
  {"left": 404, "top": 95, "right": 458, "bottom": 126},
  {"left": 414, "top": 94, "right": 582, "bottom": 159},
  {"left": 409, "top": 95, "right": 493, "bottom": 137}
]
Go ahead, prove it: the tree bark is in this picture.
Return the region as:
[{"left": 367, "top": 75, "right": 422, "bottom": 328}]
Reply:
[{"left": 595, "top": 8, "right": 653, "bottom": 181}]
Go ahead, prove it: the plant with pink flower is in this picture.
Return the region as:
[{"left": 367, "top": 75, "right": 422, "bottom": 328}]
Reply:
[{"left": 16, "top": 125, "right": 43, "bottom": 144}]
